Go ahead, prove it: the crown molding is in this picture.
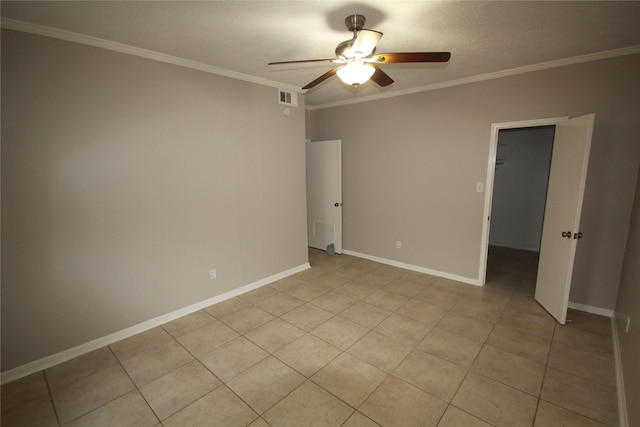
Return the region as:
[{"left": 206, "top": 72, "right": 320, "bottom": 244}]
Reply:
[
  {"left": 306, "top": 45, "right": 640, "bottom": 110},
  {"left": 3, "top": 18, "right": 638, "bottom": 110},
  {"left": 1, "top": 18, "right": 303, "bottom": 94}
]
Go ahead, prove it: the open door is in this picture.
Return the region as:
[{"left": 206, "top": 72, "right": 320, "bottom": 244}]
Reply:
[
  {"left": 535, "top": 114, "right": 594, "bottom": 324},
  {"left": 306, "top": 140, "right": 342, "bottom": 253}
]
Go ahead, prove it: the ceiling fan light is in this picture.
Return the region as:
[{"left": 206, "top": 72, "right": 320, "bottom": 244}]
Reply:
[{"left": 337, "top": 61, "right": 375, "bottom": 86}]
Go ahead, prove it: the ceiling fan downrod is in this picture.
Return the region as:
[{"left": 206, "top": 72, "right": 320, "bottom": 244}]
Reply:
[{"left": 345, "top": 14, "right": 366, "bottom": 34}]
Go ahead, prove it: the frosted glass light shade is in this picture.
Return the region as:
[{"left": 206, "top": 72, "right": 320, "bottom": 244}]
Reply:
[{"left": 337, "top": 61, "right": 375, "bottom": 86}]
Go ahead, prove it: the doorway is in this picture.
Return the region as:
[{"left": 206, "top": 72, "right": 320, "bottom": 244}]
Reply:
[
  {"left": 486, "top": 125, "right": 555, "bottom": 283},
  {"left": 479, "top": 117, "right": 567, "bottom": 284},
  {"left": 480, "top": 115, "right": 595, "bottom": 324}
]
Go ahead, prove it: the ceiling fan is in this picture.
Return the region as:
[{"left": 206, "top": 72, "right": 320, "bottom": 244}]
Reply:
[{"left": 268, "top": 14, "right": 451, "bottom": 90}]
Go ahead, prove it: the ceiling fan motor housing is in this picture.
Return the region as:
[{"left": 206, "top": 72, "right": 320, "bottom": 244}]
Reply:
[
  {"left": 335, "top": 39, "right": 354, "bottom": 59},
  {"left": 336, "top": 14, "right": 371, "bottom": 60}
]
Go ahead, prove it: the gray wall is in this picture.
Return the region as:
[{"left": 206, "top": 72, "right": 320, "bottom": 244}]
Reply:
[
  {"left": 1, "top": 29, "right": 308, "bottom": 371},
  {"left": 306, "top": 54, "right": 640, "bottom": 311},
  {"left": 615, "top": 168, "right": 640, "bottom": 427},
  {"left": 489, "top": 127, "right": 554, "bottom": 251}
]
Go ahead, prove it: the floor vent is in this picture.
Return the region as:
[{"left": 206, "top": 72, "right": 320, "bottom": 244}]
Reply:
[{"left": 278, "top": 89, "right": 298, "bottom": 107}]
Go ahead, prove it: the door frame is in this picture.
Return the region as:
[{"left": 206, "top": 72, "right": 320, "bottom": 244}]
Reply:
[{"left": 478, "top": 116, "right": 568, "bottom": 284}]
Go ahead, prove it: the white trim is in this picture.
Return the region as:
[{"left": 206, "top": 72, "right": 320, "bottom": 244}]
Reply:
[
  {"left": 0, "top": 263, "right": 310, "bottom": 385},
  {"left": 306, "top": 46, "right": 640, "bottom": 111},
  {"left": 0, "top": 18, "right": 302, "bottom": 94},
  {"left": 342, "top": 249, "right": 481, "bottom": 286},
  {"left": 3, "top": 17, "right": 637, "bottom": 111},
  {"left": 479, "top": 117, "right": 569, "bottom": 285},
  {"left": 612, "top": 315, "right": 629, "bottom": 427},
  {"left": 567, "top": 301, "right": 614, "bottom": 318}
]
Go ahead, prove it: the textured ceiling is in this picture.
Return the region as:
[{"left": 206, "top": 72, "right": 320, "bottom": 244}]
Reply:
[{"left": 2, "top": 1, "right": 640, "bottom": 108}]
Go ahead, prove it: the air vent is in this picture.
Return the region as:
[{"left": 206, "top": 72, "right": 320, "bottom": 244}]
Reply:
[{"left": 278, "top": 89, "right": 298, "bottom": 107}]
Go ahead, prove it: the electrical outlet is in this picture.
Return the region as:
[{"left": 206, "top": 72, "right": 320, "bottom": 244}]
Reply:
[
  {"left": 626, "top": 316, "right": 631, "bottom": 333},
  {"left": 396, "top": 240, "right": 402, "bottom": 249},
  {"left": 209, "top": 269, "right": 217, "bottom": 280}
]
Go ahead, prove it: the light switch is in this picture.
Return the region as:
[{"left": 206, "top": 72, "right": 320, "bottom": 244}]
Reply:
[{"left": 476, "top": 182, "right": 484, "bottom": 193}]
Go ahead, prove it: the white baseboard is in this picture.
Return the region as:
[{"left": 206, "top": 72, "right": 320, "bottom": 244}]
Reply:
[
  {"left": 567, "top": 301, "right": 614, "bottom": 318},
  {"left": 342, "top": 249, "right": 481, "bottom": 286},
  {"left": 611, "top": 316, "right": 629, "bottom": 427},
  {"left": 0, "top": 263, "right": 310, "bottom": 385},
  {"left": 341, "top": 251, "right": 620, "bottom": 315},
  {"left": 567, "top": 304, "right": 627, "bottom": 426}
]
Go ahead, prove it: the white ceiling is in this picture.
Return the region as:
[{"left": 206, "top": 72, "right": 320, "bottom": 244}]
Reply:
[{"left": 2, "top": 1, "right": 640, "bottom": 108}]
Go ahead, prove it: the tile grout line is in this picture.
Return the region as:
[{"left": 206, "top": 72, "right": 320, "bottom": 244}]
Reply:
[
  {"left": 41, "top": 367, "right": 63, "bottom": 427},
  {"left": 107, "top": 342, "right": 162, "bottom": 425}
]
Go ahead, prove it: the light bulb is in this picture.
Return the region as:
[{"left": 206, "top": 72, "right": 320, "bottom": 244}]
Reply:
[{"left": 336, "top": 60, "right": 375, "bottom": 86}]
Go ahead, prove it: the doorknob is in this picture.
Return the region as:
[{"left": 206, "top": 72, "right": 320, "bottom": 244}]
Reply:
[
  {"left": 561, "top": 231, "right": 572, "bottom": 238},
  {"left": 574, "top": 232, "right": 583, "bottom": 239},
  {"left": 334, "top": 202, "right": 341, "bottom": 207}
]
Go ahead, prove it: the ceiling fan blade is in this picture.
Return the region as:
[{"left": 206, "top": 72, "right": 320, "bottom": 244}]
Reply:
[
  {"left": 369, "top": 52, "right": 451, "bottom": 64},
  {"left": 269, "top": 58, "right": 337, "bottom": 65},
  {"left": 302, "top": 67, "right": 339, "bottom": 90},
  {"left": 351, "top": 29, "right": 382, "bottom": 57},
  {"left": 370, "top": 65, "right": 394, "bottom": 87}
]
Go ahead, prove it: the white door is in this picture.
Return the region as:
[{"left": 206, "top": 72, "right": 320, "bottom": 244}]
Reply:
[
  {"left": 535, "top": 114, "right": 594, "bottom": 324},
  {"left": 306, "top": 140, "right": 342, "bottom": 253}
]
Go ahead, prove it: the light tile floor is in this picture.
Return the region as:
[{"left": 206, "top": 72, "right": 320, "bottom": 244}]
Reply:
[{"left": 1, "top": 246, "right": 618, "bottom": 426}]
